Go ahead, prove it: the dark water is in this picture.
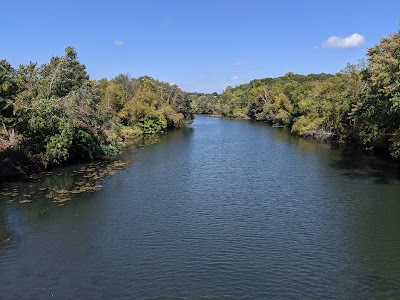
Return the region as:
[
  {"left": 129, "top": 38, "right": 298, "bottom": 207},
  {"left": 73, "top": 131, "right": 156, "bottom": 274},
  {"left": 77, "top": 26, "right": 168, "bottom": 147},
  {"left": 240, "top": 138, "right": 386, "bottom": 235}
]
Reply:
[{"left": 1, "top": 115, "right": 400, "bottom": 299}]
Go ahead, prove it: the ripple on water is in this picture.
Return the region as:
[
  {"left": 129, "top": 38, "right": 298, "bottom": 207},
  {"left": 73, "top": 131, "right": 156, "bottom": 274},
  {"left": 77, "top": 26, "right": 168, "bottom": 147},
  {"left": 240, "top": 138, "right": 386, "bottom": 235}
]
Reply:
[{"left": 1, "top": 116, "right": 400, "bottom": 299}]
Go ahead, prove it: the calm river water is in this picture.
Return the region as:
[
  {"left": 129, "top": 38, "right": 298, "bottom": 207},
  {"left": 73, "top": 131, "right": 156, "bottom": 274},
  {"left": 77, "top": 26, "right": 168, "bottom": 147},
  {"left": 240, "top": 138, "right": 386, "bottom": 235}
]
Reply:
[{"left": 1, "top": 115, "right": 400, "bottom": 299}]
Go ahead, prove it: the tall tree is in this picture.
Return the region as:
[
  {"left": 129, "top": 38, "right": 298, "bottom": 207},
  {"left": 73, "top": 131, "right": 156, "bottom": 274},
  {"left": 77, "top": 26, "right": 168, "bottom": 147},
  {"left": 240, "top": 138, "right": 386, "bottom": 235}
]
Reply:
[
  {"left": 351, "top": 30, "right": 400, "bottom": 156},
  {"left": 14, "top": 47, "right": 118, "bottom": 165},
  {"left": 0, "top": 60, "right": 17, "bottom": 133}
]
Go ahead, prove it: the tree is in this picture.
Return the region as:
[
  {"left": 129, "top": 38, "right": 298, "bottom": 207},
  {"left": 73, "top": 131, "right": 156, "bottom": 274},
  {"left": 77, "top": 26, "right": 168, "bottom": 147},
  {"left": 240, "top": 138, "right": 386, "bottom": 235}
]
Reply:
[
  {"left": 13, "top": 47, "right": 118, "bottom": 165},
  {"left": 0, "top": 60, "right": 17, "bottom": 132},
  {"left": 350, "top": 30, "right": 400, "bottom": 156}
]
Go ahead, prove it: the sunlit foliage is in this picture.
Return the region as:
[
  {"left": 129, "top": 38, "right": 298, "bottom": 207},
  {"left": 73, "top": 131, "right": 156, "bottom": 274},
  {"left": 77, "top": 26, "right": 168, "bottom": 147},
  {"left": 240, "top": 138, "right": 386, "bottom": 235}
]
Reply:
[
  {"left": 189, "top": 29, "right": 400, "bottom": 157},
  {"left": 0, "top": 48, "right": 193, "bottom": 167}
]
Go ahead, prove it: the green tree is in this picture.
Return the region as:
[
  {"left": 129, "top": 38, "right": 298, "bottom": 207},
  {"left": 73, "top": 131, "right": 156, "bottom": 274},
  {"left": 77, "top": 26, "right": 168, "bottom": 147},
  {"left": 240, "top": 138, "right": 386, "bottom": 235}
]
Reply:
[
  {"left": 350, "top": 31, "right": 400, "bottom": 156},
  {"left": 13, "top": 47, "right": 118, "bottom": 165},
  {"left": 0, "top": 60, "right": 17, "bottom": 133}
]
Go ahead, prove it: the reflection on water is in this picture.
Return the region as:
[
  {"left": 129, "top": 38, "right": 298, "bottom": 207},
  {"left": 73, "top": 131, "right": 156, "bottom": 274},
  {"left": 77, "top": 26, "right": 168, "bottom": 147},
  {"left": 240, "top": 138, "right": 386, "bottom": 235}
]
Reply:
[
  {"left": 126, "top": 133, "right": 164, "bottom": 151},
  {"left": 0, "top": 205, "right": 10, "bottom": 244},
  {"left": 0, "top": 158, "right": 133, "bottom": 247},
  {"left": 330, "top": 149, "right": 400, "bottom": 184},
  {"left": 0, "top": 159, "right": 132, "bottom": 207},
  {"left": 272, "top": 126, "right": 400, "bottom": 184},
  {"left": 0, "top": 132, "right": 185, "bottom": 209},
  {"left": 126, "top": 128, "right": 194, "bottom": 152},
  {"left": 272, "top": 126, "right": 333, "bottom": 152}
]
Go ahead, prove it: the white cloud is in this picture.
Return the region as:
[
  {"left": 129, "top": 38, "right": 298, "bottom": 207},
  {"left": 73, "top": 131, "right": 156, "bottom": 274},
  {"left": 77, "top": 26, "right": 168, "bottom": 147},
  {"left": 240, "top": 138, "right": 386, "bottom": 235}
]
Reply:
[
  {"left": 114, "top": 40, "right": 125, "bottom": 46},
  {"left": 229, "top": 76, "right": 239, "bottom": 81},
  {"left": 323, "top": 33, "right": 365, "bottom": 48}
]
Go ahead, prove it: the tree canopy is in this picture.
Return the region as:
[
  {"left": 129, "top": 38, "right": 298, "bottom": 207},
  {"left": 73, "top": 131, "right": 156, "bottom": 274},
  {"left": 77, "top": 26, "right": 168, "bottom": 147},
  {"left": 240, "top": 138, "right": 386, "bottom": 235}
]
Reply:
[
  {"left": 0, "top": 47, "right": 193, "bottom": 168},
  {"left": 189, "top": 29, "right": 400, "bottom": 157},
  {"left": 1, "top": 28, "right": 400, "bottom": 166}
]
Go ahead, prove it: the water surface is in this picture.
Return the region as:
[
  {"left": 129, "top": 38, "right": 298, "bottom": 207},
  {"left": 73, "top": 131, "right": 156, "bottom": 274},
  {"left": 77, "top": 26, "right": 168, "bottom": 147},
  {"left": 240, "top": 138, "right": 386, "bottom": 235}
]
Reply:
[{"left": 1, "top": 115, "right": 400, "bottom": 299}]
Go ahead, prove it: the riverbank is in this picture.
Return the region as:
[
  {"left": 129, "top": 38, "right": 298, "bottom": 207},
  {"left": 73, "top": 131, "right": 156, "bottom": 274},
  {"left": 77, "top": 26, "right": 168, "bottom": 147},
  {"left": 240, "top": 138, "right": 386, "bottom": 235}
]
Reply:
[
  {"left": 0, "top": 149, "right": 44, "bottom": 182},
  {"left": 0, "top": 128, "right": 171, "bottom": 184},
  {"left": 1, "top": 114, "right": 397, "bottom": 185},
  {"left": 204, "top": 113, "right": 399, "bottom": 159},
  {"left": 190, "top": 30, "right": 400, "bottom": 158}
]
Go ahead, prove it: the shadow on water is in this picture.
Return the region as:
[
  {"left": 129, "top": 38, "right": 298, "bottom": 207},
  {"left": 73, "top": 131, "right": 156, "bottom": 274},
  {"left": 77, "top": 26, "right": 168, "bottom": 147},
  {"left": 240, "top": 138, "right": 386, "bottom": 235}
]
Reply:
[
  {"left": 358, "top": 273, "right": 400, "bottom": 298},
  {"left": 272, "top": 126, "right": 333, "bottom": 152},
  {"left": 270, "top": 125, "right": 400, "bottom": 184},
  {"left": 0, "top": 205, "right": 11, "bottom": 245},
  {"left": 0, "top": 128, "right": 193, "bottom": 209},
  {"left": 0, "top": 157, "right": 134, "bottom": 210},
  {"left": 329, "top": 148, "right": 400, "bottom": 184},
  {"left": 0, "top": 128, "right": 193, "bottom": 247},
  {"left": 126, "top": 134, "right": 164, "bottom": 151},
  {"left": 124, "top": 127, "right": 194, "bottom": 152}
]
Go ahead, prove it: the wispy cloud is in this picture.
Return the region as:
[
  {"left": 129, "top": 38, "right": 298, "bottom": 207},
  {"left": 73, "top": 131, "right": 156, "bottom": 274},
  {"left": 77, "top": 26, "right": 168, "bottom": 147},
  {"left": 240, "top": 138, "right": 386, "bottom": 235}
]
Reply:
[
  {"left": 229, "top": 76, "right": 239, "bottom": 81},
  {"left": 114, "top": 40, "right": 125, "bottom": 47},
  {"left": 323, "top": 33, "right": 365, "bottom": 48}
]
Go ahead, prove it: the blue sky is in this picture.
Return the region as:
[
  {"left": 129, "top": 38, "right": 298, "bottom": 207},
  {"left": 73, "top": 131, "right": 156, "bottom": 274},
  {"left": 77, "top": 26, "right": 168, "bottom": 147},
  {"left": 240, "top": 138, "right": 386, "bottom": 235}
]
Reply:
[{"left": 1, "top": 0, "right": 399, "bottom": 93}]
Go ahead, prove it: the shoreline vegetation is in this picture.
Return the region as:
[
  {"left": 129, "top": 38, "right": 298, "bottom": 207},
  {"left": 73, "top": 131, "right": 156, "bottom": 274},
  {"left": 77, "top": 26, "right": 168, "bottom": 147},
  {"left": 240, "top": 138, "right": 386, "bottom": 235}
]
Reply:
[
  {"left": 0, "top": 47, "right": 193, "bottom": 181},
  {"left": 190, "top": 29, "right": 400, "bottom": 158},
  {"left": 1, "top": 29, "right": 400, "bottom": 182}
]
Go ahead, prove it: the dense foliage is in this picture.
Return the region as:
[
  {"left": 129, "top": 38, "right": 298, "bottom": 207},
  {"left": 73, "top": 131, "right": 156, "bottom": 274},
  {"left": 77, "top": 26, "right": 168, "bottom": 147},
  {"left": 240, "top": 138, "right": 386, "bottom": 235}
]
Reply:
[
  {"left": 1, "top": 29, "right": 399, "bottom": 169},
  {"left": 0, "top": 48, "right": 193, "bottom": 168},
  {"left": 98, "top": 75, "right": 192, "bottom": 135},
  {"left": 190, "top": 30, "right": 400, "bottom": 157}
]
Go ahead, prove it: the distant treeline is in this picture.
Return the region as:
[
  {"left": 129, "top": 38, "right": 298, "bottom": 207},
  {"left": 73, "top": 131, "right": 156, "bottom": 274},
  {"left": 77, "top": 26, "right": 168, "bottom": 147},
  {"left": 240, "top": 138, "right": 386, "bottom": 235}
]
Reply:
[
  {"left": 0, "top": 47, "right": 193, "bottom": 169},
  {"left": 190, "top": 30, "right": 400, "bottom": 158}
]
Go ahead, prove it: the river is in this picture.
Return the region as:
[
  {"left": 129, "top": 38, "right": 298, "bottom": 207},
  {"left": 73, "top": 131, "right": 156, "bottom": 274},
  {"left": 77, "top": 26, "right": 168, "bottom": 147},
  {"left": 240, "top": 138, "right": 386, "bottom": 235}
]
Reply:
[{"left": 1, "top": 115, "right": 400, "bottom": 299}]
